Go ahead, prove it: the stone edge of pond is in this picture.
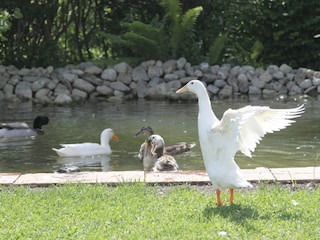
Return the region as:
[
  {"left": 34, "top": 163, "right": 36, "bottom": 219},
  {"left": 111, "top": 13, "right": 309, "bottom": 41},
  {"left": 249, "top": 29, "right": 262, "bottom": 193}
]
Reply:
[
  {"left": 0, "top": 167, "right": 319, "bottom": 186},
  {"left": 0, "top": 60, "right": 319, "bottom": 105}
]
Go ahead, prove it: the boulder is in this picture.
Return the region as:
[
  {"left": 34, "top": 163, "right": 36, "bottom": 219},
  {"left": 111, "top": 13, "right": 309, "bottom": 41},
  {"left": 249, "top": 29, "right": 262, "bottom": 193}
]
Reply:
[
  {"left": 132, "top": 66, "right": 149, "bottom": 81},
  {"left": 15, "top": 82, "right": 32, "bottom": 99},
  {"left": 101, "top": 68, "right": 117, "bottom": 81},
  {"left": 73, "top": 78, "right": 95, "bottom": 93}
]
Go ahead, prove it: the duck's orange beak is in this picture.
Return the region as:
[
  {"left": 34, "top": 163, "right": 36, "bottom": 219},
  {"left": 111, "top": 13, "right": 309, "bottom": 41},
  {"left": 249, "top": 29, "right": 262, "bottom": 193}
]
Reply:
[
  {"left": 112, "top": 134, "right": 119, "bottom": 142},
  {"left": 176, "top": 84, "right": 188, "bottom": 93}
]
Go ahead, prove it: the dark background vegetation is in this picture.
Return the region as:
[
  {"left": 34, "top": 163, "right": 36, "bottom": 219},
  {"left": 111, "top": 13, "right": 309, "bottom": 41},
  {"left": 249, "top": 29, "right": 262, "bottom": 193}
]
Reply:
[{"left": 0, "top": 0, "right": 319, "bottom": 69}]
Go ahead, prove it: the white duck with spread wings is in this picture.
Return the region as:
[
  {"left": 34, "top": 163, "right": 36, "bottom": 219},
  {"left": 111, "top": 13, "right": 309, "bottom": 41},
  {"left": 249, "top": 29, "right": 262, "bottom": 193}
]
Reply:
[{"left": 176, "top": 80, "right": 304, "bottom": 205}]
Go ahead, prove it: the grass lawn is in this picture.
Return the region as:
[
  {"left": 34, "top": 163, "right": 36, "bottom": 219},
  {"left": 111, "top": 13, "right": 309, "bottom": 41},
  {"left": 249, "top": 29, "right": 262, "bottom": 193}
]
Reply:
[{"left": 0, "top": 182, "right": 319, "bottom": 239}]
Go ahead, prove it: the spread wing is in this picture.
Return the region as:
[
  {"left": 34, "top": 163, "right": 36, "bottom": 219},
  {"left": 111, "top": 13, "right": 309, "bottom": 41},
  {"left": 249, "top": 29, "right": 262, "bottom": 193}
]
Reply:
[{"left": 215, "top": 104, "right": 305, "bottom": 158}]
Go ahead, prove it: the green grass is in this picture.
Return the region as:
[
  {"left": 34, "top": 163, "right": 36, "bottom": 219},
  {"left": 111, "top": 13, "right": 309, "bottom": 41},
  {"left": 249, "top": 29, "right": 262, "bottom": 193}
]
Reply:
[{"left": 0, "top": 183, "right": 319, "bottom": 239}]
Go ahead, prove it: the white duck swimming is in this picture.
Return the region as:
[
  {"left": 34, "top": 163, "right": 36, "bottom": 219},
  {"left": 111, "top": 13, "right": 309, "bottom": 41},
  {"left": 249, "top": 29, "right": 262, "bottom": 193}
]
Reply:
[
  {"left": 135, "top": 126, "right": 195, "bottom": 161},
  {"left": 149, "top": 134, "right": 179, "bottom": 171},
  {"left": 0, "top": 116, "right": 49, "bottom": 138},
  {"left": 176, "top": 80, "right": 304, "bottom": 205},
  {"left": 52, "top": 128, "right": 118, "bottom": 157}
]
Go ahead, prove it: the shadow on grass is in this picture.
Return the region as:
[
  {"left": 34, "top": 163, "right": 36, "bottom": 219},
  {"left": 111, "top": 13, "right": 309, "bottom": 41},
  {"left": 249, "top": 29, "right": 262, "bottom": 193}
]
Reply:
[{"left": 203, "top": 203, "right": 264, "bottom": 223}]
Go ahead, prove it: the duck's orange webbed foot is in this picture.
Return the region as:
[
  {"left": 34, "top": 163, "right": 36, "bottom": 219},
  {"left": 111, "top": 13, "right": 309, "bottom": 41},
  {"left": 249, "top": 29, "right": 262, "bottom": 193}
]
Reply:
[
  {"left": 216, "top": 189, "right": 224, "bottom": 206},
  {"left": 229, "top": 188, "right": 234, "bottom": 205}
]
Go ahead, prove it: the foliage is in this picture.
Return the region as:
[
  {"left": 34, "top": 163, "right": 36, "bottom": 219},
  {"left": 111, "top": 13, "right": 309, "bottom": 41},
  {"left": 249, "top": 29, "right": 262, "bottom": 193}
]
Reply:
[
  {"left": 0, "top": 1, "right": 319, "bottom": 68},
  {"left": 119, "top": 0, "right": 203, "bottom": 63},
  {"left": 225, "top": 0, "right": 320, "bottom": 68},
  {"left": 207, "top": 33, "right": 227, "bottom": 64},
  {"left": 0, "top": 183, "right": 319, "bottom": 239},
  {"left": 0, "top": 8, "right": 22, "bottom": 41}
]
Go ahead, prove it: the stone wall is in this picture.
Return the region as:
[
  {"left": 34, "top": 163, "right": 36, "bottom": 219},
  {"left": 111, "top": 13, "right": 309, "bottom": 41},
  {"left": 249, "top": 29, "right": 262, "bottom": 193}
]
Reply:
[{"left": 0, "top": 58, "right": 319, "bottom": 104}]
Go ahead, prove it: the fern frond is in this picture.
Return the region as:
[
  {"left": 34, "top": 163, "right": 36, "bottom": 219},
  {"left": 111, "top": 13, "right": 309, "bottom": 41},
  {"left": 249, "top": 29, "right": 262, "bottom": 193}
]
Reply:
[{"left": 180, "top": 6, "right": 203, "bottom": 32}]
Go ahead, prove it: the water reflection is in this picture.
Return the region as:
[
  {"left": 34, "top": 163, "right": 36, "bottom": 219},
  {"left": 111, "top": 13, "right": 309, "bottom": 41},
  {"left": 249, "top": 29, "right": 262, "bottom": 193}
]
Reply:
[
  {"left": 0, "top": 97, "right": 319, "bottom": 173},
  {"left": 56, "top": 155, "right": 111, "bottom": 172}
]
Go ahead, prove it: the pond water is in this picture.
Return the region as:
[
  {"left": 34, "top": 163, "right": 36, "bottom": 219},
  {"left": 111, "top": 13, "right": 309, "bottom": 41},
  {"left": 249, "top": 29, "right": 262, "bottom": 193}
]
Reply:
[{"left": 0, "top": 96, "right": 319, "bottom": 173}]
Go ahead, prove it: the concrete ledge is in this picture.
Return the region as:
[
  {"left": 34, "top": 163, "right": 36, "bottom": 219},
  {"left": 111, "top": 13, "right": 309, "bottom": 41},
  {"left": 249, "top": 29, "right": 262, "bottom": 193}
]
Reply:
[{"left": 0, "top": 167, "right": 319, "bottom": 186}]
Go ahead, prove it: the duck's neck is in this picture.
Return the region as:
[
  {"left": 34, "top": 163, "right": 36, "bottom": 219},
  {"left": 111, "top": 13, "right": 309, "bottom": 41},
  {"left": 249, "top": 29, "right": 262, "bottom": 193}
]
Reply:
[
  {"left": 101, "top": 137, "right": 110, "bottom": 147},
  {"left": 196, "top": 89, "right": 216, "bottom": 122}
]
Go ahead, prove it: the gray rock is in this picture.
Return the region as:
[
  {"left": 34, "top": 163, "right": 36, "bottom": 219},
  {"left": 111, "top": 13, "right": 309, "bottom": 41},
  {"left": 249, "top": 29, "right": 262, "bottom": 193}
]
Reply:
[
  {"left": 194, "top": 69, "right": 203, "bottom": 78},
  {"left": 289, "top": 84, "right": 303, "bottom": 95},
  {"left": 136, "top": 80, "right": 148, "bottom": 98},
  {"left": 23, "top": 76, "right": 39, "bottom": 83},
  {"left": 163, "top": 59, "right": 177, "bottom": 73},
  {"left": 294, "top": 69, "right": 306, "bottom": 85},
  {"left": 109, "top": 82, "right": 130, "bottom": 92},
  {"left": 177, "top": 57, "right": 187, "bottom": 69},
  {"left": 272, "top": 82, "right": 283, "bottom": 91},
  {"left": 82, "top": 74, "right": 103, "bottom": 86},
  {"left": 238, "top": 75, "right": 249, "bottom": 93},
  {"left": 19, "top": 68, "right": 30, "bottom": 76},
  {"left": 73, "top": 78, "right": 95, "bottom": 93},
  {"left": 207, "top": 84, "right": 220, "bottom": 95},
  {"left": 147, "top": 83, "right": 167, "bottom": 99},
  {"left": 252, "top": 77, "right": 265, "bottom": 89},
  {"left": 114, "top": 62, "right": 129, "bottom": 74},
  {"left": 202, "top": 74, "right": 216, "bottom": 83},
  {"left": 47, "top": 79, "right": 59, "bottom": 90},
  {"left": 314, "top": 71, "right": 320, "bottom": 78},
  {"left": 279, "top": 64, "right": 292, "bottom": 74},
  {"left": 117, "top": 73, "right": 132, "bottom": 85},
  {"left": 164, "top": 73, "right": 178, "bottom": 82},
  {"left": 259, "top": 72, "right": 273, "bottom": 83},
  {"left": 312, "top": 77, "right": 320, "bottom": 86},
  {"left": 71, "top": 69, "right": 84, "bottom": 76},
  {"left": 228, "top": 75, "right": 239, "bottom": 92},
  {"left": 141, "top": 60, "right": 156, "bottom": 68},
  {"left": 54, "top": 83, "right": 71, "bottom": 96},
  {"left": 72, "top": 88, "right": 88, "bottom": 100},
  {"left": 172, "top": 70, "right": 185, "bottom": 78},
  {"left": 217, "top": 69, "right": 228, "bottom": 80},
  {"left": 0, "top": 75, "right": 9, "bottom": 89},
  {"left": 148, "top": 78, "right": 164, "bottom": 87},
  {"left": 263, "top": 89, "right": 277, "bottom": 96},
  {"left": 32, "top": 78, "right": 50, "bottom": 92},
  {"left": 113, "top": 90, "right": 124, "bottom": 97},
  {"left": 230, "top": 66, "right": 241, "bottom": 76},
  {"left": 8, "top": 75, "right": 21, "bottom": 86},
  {"left": 200, "top": 62, "right": 210, "bottom": 72},
  {"left": 96, "top": 85, "right": 113, "bottom": 96},
  {"left": 148, "top": 66, "right": 163, "bottom": 78},
  {"left": 214, "top": 79, "right": 227, "bottom": 88},
  {"left": 132, "top": 66, "right": 149, "bottom": 81},
  {"left": 61, "top": 72, "right": 77, "bottom": 82},
  {"left": 54, "top": 93, "right": 72, "bottom": 104},
  {"left": 3, "top": 84, "right": 14, "bottom": 96},
  {"left": 166, "top": 80, "right": 181, "bottom": 91},
  {"left": 219, "top": 85, "right": 233, "bottom": 97},
  {"left": 84, "top": 65, "right": 102, "bottom": 75},
  {"left": 185, "top": 65, "right": 195, "bottom": 76},
  {"left": 249, "top": 86, "right": 261, "bottom": 95},
  {"left": 266, "top": 65, "right": 279, "bottom": 75},
  {"left": 273, "top": 71, "right": 284, "bottom": 80},
  {"left": 299, "top": 79, "right": 312, "bottom": 89},
  {"left": 0, "top": 65, "right": 6, "bottom": 74},
  {"left": 7, "top": 65, "right": 19, "bottom": 75},
  {"left": 101, "top": 68, "right": 117, "bottom": 81},
  {"left": 15, "top": 82, "right": 33, "bottom": 99},
  {"left": 35, "top": 88, "right": 51, "bottom": 99}
]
